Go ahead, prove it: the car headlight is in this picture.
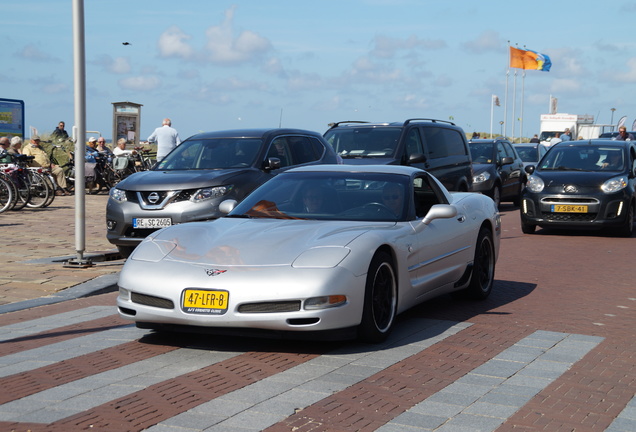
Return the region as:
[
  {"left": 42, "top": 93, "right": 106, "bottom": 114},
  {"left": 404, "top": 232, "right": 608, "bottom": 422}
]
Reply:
[
  {"left": 526, "top": 175, "right": 544, "bottom": 193},
  {"left": 191, "top": 185, "right": 233, "bottom": 203},
  {"left": 602, "top": 176, "right": 628, "bottom": 193},
  {"left": 109, "top": 188, "right": 127, "bottom": 202},
  {"left": 473, "top": 171, "right": 490, "bottom": 184}
]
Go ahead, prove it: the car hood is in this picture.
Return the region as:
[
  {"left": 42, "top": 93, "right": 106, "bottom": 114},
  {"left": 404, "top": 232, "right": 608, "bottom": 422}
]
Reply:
[
  {"left": 533, "top": 170, "right": 623, "bottom": 192},
  {"left": 116, "top": 168, "right": 253, "bottom": 191},
  {"left": 131, "top": 218, "right": 395, "bottom": 266},
  {"left": 471, "top": 163, "right": 493, "bottom": 175}
]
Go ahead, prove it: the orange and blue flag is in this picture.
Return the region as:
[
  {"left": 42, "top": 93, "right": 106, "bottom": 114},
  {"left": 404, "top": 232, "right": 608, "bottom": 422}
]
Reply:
[{"left": 509, "top": 47, "right": 551, "bottom": 71}]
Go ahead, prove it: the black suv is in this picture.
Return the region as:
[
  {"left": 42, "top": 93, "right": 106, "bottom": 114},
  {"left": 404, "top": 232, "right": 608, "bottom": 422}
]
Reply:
[{"left": 323, "top": 119, "right": 473, "bottom": 191}]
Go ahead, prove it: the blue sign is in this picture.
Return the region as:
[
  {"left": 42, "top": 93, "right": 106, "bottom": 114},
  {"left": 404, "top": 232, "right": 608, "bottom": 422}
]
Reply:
[{"left": 0, "top": 98, "right": 25, "bottom": 138}]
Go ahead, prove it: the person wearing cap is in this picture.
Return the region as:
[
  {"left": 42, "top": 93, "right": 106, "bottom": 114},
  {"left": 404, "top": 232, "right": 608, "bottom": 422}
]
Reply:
[
  {"left": 22, "top": 135, "right": 70, "bottom": 195},
  {"left": 85, "top": 137, "right": 100, "bottom": 163}
]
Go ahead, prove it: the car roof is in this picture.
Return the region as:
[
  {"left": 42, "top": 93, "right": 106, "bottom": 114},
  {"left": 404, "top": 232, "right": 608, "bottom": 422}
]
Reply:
[
  {"left": 286, "top": 164, "right": 424, "bottom": 176},
  {"left": 326, "top": 118, "right": 457, "bottom": 129},
  {"left": 554, "top": 139, "right": 634, "bottom": 148},
  {"left": 187, "top": 128, "right": 322, "bottom": 140},
  {"left": 468, "top": 138, "right": 510, "bottom": 144}
]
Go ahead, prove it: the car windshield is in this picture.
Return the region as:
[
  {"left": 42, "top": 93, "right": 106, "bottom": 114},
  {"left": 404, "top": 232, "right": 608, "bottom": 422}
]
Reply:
[
  {"left": 230, "top": 171, "right": 410, "bottom": 222},
  {"left": 514, "top": 146, "right": 539, "bottom": 162},
  {"left": 323, "top": 127, "right": 401, "bottom": 158},
  {"left": 154, "top": 138, "right": 262, "bottom": 170},
  {"left": 469, "top": 143, "right": 494, "bottom": 163},
  {"left": 538, "top": 146, "right": 625, "bottom": 172}
]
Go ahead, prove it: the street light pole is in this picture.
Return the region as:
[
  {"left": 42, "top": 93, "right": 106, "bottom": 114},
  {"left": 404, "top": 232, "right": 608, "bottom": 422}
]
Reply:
[{"left": 611, "top": 108, "right": 616, "bottom": 126}]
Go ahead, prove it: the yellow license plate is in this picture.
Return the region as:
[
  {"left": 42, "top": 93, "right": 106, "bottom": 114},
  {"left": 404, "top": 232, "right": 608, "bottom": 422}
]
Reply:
[
  {"left": 551, "top": 204, "right": 588, "bottom": 213},
  {"left": 181, "top": 289, "right": 229, "bottom": 315}
]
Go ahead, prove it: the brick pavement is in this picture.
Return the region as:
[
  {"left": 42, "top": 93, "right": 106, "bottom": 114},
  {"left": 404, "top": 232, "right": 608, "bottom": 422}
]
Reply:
[
  {"left": 0, "top": 193, "right": 123, "bottom": 306},
  {"left": 0, "top": 204, "right": 634, "bottom": 431}
]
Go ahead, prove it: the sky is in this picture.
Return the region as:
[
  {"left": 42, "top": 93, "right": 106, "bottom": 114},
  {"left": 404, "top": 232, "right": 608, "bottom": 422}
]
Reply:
[{"left": 4, "top": 0, "right": 636, "bottom": 143}]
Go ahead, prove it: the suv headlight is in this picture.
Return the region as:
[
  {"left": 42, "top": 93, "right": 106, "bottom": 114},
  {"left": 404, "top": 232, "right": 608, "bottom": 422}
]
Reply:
[
  {"left": 191, "top": 185, "right": 233, "bottom": 203},
  {"left": 109, "top": 188, "right": 127, "bottom": 202},
  {"left": 526, "top": 175, "right": 544, "bottom": 193},
  {"left": 602, "top": 176, "right": 628, "bottom": 193},
  {"left": 473, "top": 171, "right": 490, "bottom": 184}
]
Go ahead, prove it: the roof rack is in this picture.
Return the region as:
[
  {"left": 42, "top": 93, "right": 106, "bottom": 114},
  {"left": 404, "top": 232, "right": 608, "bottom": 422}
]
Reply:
[
  {"left": 404, "top": 118, "right": 456, "bottom": 126},
  {"left": 326, "top": 121, "right": 370, "bottom": 129}
]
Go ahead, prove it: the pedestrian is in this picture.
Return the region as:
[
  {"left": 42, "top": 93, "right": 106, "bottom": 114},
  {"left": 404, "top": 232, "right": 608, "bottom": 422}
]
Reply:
[
  {"left": 529, "top": 134, "right": 540, "bottom": 143},
  {"left": 614, "top": 126, "right": 634, "bottom": 141},
  {"left": 22, "top": 135, "right": 70, "bottom": 195},
  {"left": 51, "top": 121, "right": 69, "bottom": 142},
  {"left": 548, "top": 132, "right": 562, "bottom": 146},
  {"left": 147, "top": 118, "right": 181, "bottom": 162},
  {"left": 561, "top": 128, "right": 572, "bottom": 141},
  {"left": 9, "top": 136, "right": 23, "bottom": 155}
]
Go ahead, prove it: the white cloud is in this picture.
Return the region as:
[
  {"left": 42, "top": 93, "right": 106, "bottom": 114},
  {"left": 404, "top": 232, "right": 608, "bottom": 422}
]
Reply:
[
  {"left": 462, "top": 30, "right": 504, "bottom": 53},
  {"left": 204, "top": 6, "right": 271, "bottom": 64},
  {"left": 158, "top": 25, "right": 195, "bottom": 59},
  {"left": 92, "top": 55, "right": 131, "bottom": 74},
  {"left": 549, "top": 78, "right": 581, "bottom": 94},
  {"left": 371, "top": 35, "right": 446, "bottom": 59},
  {"left": 119, "top": 75, "right": 162, "bottom": 91},
  {"left": 14, "top": 44, "right": 60, "bottom": 62},
  {"left": 612, "top": 57, "right": 636, "bottom": 83}
]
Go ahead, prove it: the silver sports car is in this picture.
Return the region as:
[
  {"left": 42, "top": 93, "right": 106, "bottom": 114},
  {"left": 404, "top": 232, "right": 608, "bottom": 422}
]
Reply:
[{"left": 117, "top": 165, "right": 500, "bottom": 342}]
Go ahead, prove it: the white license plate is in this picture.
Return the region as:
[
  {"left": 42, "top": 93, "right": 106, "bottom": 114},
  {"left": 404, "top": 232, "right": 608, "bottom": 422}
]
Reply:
[{"left": 133, "top": 217, "right": 172, "bottom": 229}]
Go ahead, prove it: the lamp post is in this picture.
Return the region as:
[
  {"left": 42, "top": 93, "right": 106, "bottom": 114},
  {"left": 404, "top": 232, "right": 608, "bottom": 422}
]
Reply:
[
  {"left": 611, "top": 108, "right": 616, "bottom": 126},
  {"left": 499, "top": 121, "right": 504, "bottom": 137}
]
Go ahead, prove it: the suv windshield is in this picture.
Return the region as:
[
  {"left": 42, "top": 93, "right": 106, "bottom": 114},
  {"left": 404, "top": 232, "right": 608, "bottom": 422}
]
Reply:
[
  {"left": 514, "top": 145, "right": 539, "bottom": 162},
  {"left": 154, "top": 138, "right": 262, "bottom": 170},
  {"left": 539, "top": 146, "right": 625, "bottom": 172},
  {"left": 468, "top": 143, "right": 494, "bottom": 164},
  {"left": 323, "top": 127, "right": 401, "bottom": 158}
]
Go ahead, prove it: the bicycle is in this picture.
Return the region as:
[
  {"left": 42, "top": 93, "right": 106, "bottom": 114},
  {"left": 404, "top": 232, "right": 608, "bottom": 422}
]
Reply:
[
  {"left": 0, "top": 174, "right": 15, "bottom": 213},
  {"left": 10, "top": 154, "right": 51, "bottom": 209}
]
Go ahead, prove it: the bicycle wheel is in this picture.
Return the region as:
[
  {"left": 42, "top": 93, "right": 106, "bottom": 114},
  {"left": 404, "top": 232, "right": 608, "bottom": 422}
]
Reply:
[
  {"left": 0, "top": 172, "right": 17, "bottom": 210},
  {"left": 26, "top": 171, "right": 50, "bottom": 208},
  {"left": 0, "top": 177, "right": 14, "bottom": 213},
  {"left": 10, "top": 172, "right": 30, "bottom": 210},
  {"left": 41, "top": 173, "right": 56, "bottom": 207}
]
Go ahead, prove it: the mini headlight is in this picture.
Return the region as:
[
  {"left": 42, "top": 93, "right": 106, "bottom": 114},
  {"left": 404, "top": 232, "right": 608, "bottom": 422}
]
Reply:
[
  {"left": 526, "top": 175, "right": 544, "bottom": 193},
  {"left": 473, "top": 171, "right": 490, "bottom": 183},
  {"left": 109, "top": 188, "right": 127, "bottom": 202},
  {"left": 191, "top": 185, "right": 233, "bottom": 203},
  {"left": 305, "top": 295, "right": 347, "bottom": 310},
  {"left": 602, "top": 176, "right": 628, "bottom": 194}
]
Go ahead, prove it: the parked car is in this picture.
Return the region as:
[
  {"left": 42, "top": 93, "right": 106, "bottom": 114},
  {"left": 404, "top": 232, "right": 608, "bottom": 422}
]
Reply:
[
  {"left": 468, "top": 138, "right": 526, "bottom": 208},
  {"left": 107, "top": 128, "right": 341, "bottom": 257},
  {"left": 513, "top": 142, "right": 549, "bottom": 170},
  {"left": 520, "top": 139, "right": 636, "bottom": 236},
  {"left": 323, "top": 119, "right": 473, "bottom": 192},
  {"left": 117, "top": 165, "right": 500, "bottom": 342}
]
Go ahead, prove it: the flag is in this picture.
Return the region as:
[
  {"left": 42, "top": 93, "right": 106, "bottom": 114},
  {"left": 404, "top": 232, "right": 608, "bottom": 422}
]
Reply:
[
  {"left": 30, "top": 126, "right": 39, "bottom": 138},
  {"left": 492, "top": 95, "right": 500, "bottom": 107},
  {"left": 509, "top": 46, "right": 552, "bottom": 71},
  {"left": 631, "top": 118, "right": 636, "bottom": 130},
  {"left": 550, "top": 96, "right": 558, "bottom": 114},
  {"left": 618, "top": 116, "right": 627, "bottom": 128}
]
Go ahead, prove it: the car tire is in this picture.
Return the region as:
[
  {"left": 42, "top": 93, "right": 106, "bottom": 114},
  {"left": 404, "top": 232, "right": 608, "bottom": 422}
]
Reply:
[
  {"left": 464, "top": 226, "right": 495, "bottom": 300},
  {"left": 358, "top": 251, "right": 397, "bottom": 343},
  {"left": 521, "top": 220, "right": 536, "bottom": 234},
  {"left": 616, "top": 202, "right": 634, "bottom": 238},
  {"left": 117, "top": 245, "right": 136, "bottom": 258},
  {"left": 489, "top": 184, "right": 501, "bottom": 208}
]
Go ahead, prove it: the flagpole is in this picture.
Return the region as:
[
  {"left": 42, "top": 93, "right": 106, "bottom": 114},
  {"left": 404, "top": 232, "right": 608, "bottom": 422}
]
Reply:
[
  {"left": 504, "top": 43, "right": 510, "bottom": 138},
  {"left": 490, "top": 95, "right": 494, "bottom": 138},
  {"left": 511, "top": 69, "right": 517, "bottom": 142},
  {"left": 520, "top": 71, "right": 526, "bottom": 142}
]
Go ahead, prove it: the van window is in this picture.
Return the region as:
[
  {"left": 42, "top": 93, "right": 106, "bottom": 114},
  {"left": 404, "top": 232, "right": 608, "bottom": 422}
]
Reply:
[{"left": 422, "top": 127, "right": 467, "bottom": 159}]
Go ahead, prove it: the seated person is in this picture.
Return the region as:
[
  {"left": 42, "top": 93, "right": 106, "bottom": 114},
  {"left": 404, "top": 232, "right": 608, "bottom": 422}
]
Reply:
[
  {"left": 601, "top": 152, "right": 623, "bottom": 170},
  {"left": 301, "top": 185, "right": 328, "bottom": 213},
  {"left": 382, "top": 182, "right": 405, "bottom": 218}
]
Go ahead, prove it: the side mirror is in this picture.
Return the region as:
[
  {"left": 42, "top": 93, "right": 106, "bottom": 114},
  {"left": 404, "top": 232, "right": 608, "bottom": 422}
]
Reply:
[
  {"left": 421, "top": 204, "right": 457, "bottom": 225},
  {"left": 407, "top": 153, "right": 426, "bottom": 165},
  {"left": 219, "top": 199, "right": 238, "bottom": 214},
  {"left": 263, "top": 157, "right": 281, "bottom": 171},
  {"left": 501, "top": 156, "right": 514, "bottom": 165},
  {"left": 525, "top": 165, "right": 535, "bottom": 175}
]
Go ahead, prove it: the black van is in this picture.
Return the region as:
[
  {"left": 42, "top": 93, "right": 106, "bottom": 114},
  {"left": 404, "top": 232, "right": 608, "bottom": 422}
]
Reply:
[{"left": 324, "top": 119, "right": 473, "bottom": 191}]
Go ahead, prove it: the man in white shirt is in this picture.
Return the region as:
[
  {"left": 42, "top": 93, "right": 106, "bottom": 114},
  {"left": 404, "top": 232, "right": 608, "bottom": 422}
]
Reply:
[{"left": 147, "top": 118, "right": 181, "bottom": 162}]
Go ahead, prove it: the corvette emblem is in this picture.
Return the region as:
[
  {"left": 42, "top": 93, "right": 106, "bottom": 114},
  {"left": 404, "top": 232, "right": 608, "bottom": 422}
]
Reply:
[{"left": 205, "top": 269, "right": 227, "bottom": 276}]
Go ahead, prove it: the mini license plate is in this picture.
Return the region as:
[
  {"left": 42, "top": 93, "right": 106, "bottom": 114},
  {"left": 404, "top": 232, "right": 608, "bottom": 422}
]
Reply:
[
  {"left": 133, "top": 217, "right": 172, "bottom": 229},
  {"left": 551, "top": 204, "right": 588, "bottom": 213},
  {"left": 181, "top": 289, "right": 229, "bottom": 315}
]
